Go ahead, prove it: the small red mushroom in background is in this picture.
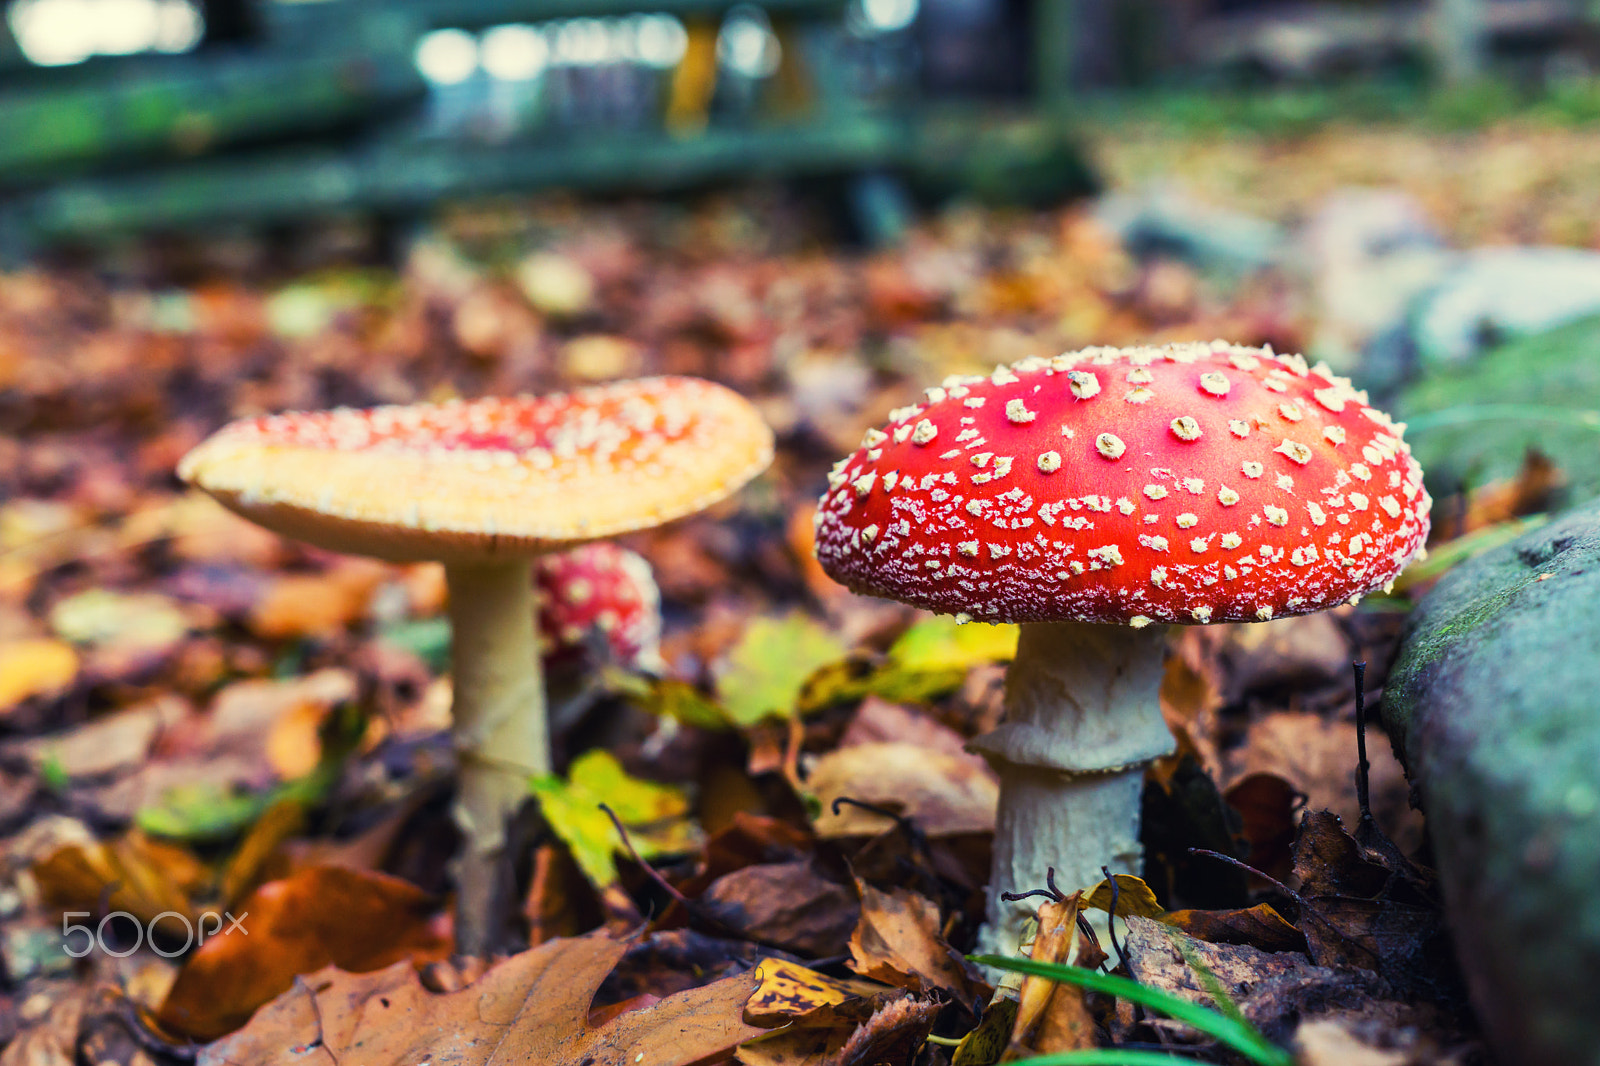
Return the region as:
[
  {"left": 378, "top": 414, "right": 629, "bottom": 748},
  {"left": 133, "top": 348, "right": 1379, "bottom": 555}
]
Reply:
[
  {"left": 179, "top": 378, "right": 772, "bottom": 954},
  {"left": 813, "top": 340, "right": 1431, "bottom": 953},
  {"left": 535, "top": 542, "right": 664, "bottom": 675}
]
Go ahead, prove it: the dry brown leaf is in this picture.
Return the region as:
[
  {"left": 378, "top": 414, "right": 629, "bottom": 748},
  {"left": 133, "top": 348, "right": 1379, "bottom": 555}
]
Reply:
[
  {"left": 33, "top": 830, "right": 206, "bottom": 926},
  {"left": 828, "top": 994, "right": 940, "bottom": 1066},
  {"left": 1010, "top": 892, "right": 1094, "bottom": 1054},
  {"left": 699, "top": 861, "right": 860, "bottom": 957},
  {"left": 1164, "top": 904, "right": 1306, "bottom": 955},
  {"left": 0, "top": 989, "right": 86, "bottom": 1066},
  {"left": 158, "top": 865, "right": 450, "bottom": 1040},
  {"left": 198, "top": 935, "right": 775, "bottom": 1066},
  {"left": 1228, "top": 713, "right": 1421, "bottom": 853},
  {"left": 1295, "top": 1018, "right": 1411, "bottom": 1066},
  {"left": 246, "top": 560, "right": 388, "bottom": 640},
  {"left": 810, "top": 742, "right": 997, "bottom": 839},
  {"left": 1, "top": 694, "right": 187, "bottom": 778},
  {"left": 847, "top": 879, "right": 988, "bottom": 1008}
]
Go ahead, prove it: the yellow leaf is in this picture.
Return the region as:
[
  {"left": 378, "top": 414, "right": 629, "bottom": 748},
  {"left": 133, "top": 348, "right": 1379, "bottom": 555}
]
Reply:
[
  {"left": 888, "top": 615, "right": 1018, "bottom": 672},
  {"left": 717, "top": 613, "right": 848, "bottom": 726},
  {"left": 745, "top": 959, "right": 860, "bottom": 1021},
  {"left": 529, "top": 750, "right": 698, "bottom": 886},
  {"left": 1081, "top": 874, "right": 1166, "bottom": 919},
  {"left": 0, "top": 638, "right": 78, "bottom": 711}
]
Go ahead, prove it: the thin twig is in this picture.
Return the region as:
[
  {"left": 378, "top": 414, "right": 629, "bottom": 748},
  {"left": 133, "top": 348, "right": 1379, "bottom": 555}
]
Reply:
[
  {"left": 1188, "top": 849, "right": 1301, "bottom": 902},
  {"left": 1352, "top": 661, "right": 1372, "bottom": 825},
  {"left": 598, "top": 802, "right": 694, "bottom": 909},
  {"left": 1000, "top": 864, "right": 1067, "bottom": 904},
  {"left": 112, "top": 1001, "right": 198, "bottom": 1062},
  {"left": 1101, "top": 865, "right": 1129, "bottom": 973}
]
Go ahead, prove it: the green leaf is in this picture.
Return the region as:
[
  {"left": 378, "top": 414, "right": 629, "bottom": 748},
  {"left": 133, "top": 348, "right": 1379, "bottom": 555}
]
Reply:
[
  {"left": 717, "top": 613, "right": 848, "bottom": 727},
  {"left": 529, "top": 749, "right": 699, "bottom": 886},
  {"left": 969, "top": 955, "right": 1293, "bottom": 1066},
  {"left": 888, "top": 614, "right": 1018, "bottom": 672},
  {"left": 137, "top": 782, "right": 269, "bottom": 841},
  {"left": 606, "top": 668, "right": 732, "bottom": 731},
  {"left": 377, "top": 616, "right": 453, "bottom": 673}
]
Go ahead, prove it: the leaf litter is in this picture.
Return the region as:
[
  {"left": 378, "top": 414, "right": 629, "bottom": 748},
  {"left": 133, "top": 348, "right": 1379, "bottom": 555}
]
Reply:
[{"left": 0, "top": 181, "right": 1530, "bottom": 1066}]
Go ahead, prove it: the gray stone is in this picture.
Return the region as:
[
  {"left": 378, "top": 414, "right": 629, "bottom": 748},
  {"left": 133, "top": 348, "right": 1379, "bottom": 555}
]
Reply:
[
  {"left": 1384, "top": 500, "right": 1600, "bottom": 1066},
  {"left": 1412, "top": 247, "right": 1600, "bottom": 369},
  {"left": 1095, "top": 186, "right": 1285, "bottom": 276}
]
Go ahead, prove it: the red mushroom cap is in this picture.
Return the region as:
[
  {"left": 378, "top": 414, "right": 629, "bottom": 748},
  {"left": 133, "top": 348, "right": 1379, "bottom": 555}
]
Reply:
[
  {"left": 536, "top": 542, "right": 662, "bottom": 672},
  {"left": 177, "top": 377, "right": 773, "bottom": 564},
  {"left": 814, "top": 342, "right": 1431, "bottom": 626}
]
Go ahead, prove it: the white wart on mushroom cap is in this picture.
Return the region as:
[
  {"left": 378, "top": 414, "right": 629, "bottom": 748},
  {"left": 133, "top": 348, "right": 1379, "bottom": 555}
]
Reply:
[
  {"left": 814, "top": 341, "right": 1431, "bottom": 625},
  {"left": 178, "top": 377, "right": 775, "bottom": 564}
]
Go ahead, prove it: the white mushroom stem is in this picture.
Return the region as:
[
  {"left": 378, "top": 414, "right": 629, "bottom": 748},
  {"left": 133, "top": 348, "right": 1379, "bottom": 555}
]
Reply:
[
  {"left": 969, "top": 620, "right": 1174, "bottom": 955},
  {"left": 446, "top": 560, "right": 550, "bottom": 956}
]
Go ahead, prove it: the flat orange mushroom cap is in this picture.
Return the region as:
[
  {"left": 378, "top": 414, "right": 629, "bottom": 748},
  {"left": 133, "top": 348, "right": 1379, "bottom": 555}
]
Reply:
[
  {"left": 814, "top": 342, "right": 1431, "bottom": 625},
  {"left": 179, "top": 377, "right": 774, "bottom": 563}
]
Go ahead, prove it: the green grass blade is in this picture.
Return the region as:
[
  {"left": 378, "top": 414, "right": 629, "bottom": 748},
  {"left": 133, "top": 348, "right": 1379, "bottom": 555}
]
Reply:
[
  {"left": 1002, "top": 1052, "right": 1208, "bottom": 1065},
  {"left": 969, "top": 955, "right": 1293, "bottom": 1066}
]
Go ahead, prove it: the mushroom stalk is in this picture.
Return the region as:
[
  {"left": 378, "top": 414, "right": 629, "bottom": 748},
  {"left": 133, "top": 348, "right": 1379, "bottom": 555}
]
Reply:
[
  {"left": 446, "top": 560, "right": 550, "bottom": 956},
  {"left": 969, "top": 620, "right": 1174, "bottom": 954}
]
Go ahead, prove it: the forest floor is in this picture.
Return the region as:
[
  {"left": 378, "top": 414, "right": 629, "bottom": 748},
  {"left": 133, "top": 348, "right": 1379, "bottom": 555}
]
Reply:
[{"left": 0, "top": 115, "right": 1587, "bottom": 1066}]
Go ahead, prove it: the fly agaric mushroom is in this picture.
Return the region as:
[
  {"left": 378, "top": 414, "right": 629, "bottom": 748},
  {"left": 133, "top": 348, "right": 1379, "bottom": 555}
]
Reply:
[
  {"left": 536, "top": 542, "right": 664, "bottom": 675},
  {"left": 178, "top": 378, "right": 772, "bottom": 954},
  {"left": 813, "top": 341, "right": 1430, "bottom": 951}
]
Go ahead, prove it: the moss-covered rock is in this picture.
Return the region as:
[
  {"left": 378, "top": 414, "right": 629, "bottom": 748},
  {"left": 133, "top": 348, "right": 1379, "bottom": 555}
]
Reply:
[{"left": 1385, "top": 499, "right": 1600, "bottom": 1065}]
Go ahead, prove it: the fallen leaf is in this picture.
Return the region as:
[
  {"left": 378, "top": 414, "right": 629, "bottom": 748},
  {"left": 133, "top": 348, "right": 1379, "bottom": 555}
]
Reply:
[
  {"left": 1012, "top": 893, "right": 1095, "bottom": 1054},
  {"left": 1295, "top": 1018, "right": 1411, "bottom": 1066},
  {"left": 717, "top": 613, "right": 849, "bottom": 726},
  {"left": 33, "top": 829, "right": 206, "bottom": 926},
  {"left": 1164, "top": 904, "right": 1307, "bottom": 956},
  {"left": 828, "top": 994, "right": 940, "bottom": 1066},
  {"left": 951, "top": 996, "right": 1018, "bottom": 1066},
  {"left": 1082, "top": 875, "right": 1165, "bottom": 920},
  {"left": 0, "top": 989, "right": 85, "bottom": 1066},
  {"left": 135, "top": 780, "right": 273, "bottom": 842},
  {"left": 1121, "top": 915, "right": 1375, "bottom": 1048},
  {"left": 836, "top": 696, "right": 982, "bottom": 762},
  {"left": 886, "top": 615, "right": 1017, "bottom": 672},
  {"left": 1, "top": 694, "right": 186, "bottom": 778},
  {"left": 48, "top": 589, "right": 202, "bottom": 652},
  {"left": 264, "top": 699, "right": 330, "bottom": 779},
  {"left": 1223, "top": 772, "right": 1302, "bottom": 883},
  {"left": 741, "top": 965, "right": 934, "bottom": 1066},
  {"left": 809, "top": 742, "right": 997, "bottom": 839},
  {"left": 744, "top": 958, "right": 863, "bottom": 1020},
  {"left": 530, "top": 749, "right": 700, "bottom": 887},
  {"left": 158, "top": 865, "right": 451, "bottom": 1040},
  {"left": 198, "top": 935, "right": 774, "bottom": 1066},
  {"left": 848, "top": 879, "right": 988, "bottom": 1008},
  {"left": 698, "top": 861, "right": 859, "bottom": 956},
  {"left": 246, "top": 561, "right": 387, "bottom": 640},
  {"left": 0, "top": 638, "right": 78, "bottom": 713},
  {"left": 1291, "top": 810, "right": 1455, "bottom": 1002}
]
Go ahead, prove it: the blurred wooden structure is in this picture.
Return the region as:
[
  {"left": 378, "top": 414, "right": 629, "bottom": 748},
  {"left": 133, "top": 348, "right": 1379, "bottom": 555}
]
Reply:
[{"left": 0, "top": 0, "right": 1093, "bottom": 250}]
